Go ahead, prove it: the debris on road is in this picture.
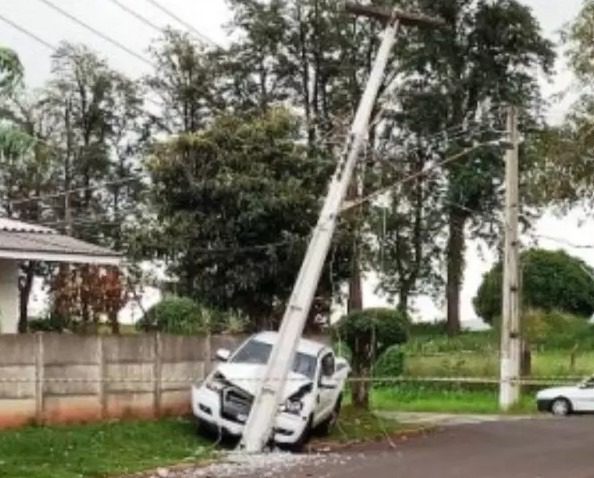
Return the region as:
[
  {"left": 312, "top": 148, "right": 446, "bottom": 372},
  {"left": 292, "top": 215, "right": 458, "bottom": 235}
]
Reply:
[{"left": 145, "top": 451, "right": 351, "bottom": 478}]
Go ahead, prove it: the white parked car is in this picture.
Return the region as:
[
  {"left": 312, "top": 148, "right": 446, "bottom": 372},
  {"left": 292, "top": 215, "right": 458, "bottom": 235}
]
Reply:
[
  {"left": 192, "top": 332, "right": 350, "bottom": 447},
  {"left": 536, "top": 375, "right": 594, "bottom": 416}
]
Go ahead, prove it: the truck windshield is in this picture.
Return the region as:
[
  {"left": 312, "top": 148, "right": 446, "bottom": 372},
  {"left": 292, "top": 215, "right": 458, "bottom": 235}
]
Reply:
[{"left": 231, "top": 339, "right": 317, "bottom": 380}]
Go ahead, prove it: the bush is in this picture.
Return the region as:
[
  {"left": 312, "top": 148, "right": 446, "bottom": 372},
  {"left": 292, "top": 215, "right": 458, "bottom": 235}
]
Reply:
[
  {"left": 334, "top": 308, "right": 409, "bottom": 356},
  {"left": 28, "top": 314, "right": 72, "bottom": 333},
  {"left": 137, "top": 297, "right": 250, "bottom": 335},
  {"left": 522, "top": 309, "right": 594, "bottom": 348},
  {"left": 334, "top": 308, "right": 409, "bottom": 407},
  {"left": 374, "top": 345, "right": 405, "bottom": 383},
  {"left": 138, "top": 296, "right": 206, "bottom": 335},
  {"left": 474, "top": 249, "right": 594, "bottom": 324},
  {"left": 334, "top": 341, "right": 352, "bottom": 363}
]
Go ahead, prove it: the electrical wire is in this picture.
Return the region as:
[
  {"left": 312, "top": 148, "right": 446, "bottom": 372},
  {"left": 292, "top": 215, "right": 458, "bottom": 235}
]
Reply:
[
  {"left": 533, "top": 234, "right": 594, "bottom": 250},
  {"left": 37, "top": 0, "right": 155, "bottom": 68},
  {"left": 107, "top": 0, "right": 164, "bottom": 35},
  {"left": 9, "top": 175, "right": 145, "bottom": 208},
  {"left": 0, "top": 12, "right": 57, "bottom": 51},
  {"left": 343, "top": 140, "right": 501, "bottom": 212},
  {"left": 145, "top": 0, "right": 219, "bottom": 48}
]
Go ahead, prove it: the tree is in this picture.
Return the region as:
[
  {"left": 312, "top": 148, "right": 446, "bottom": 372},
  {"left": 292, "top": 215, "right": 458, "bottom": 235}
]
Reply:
[
  {"left": 529, "top": 0, "right": 594, "bottom": 207},
  {"left": 0, "top": 43, "right": 144, "bottom": 332},
  {"left": 145, "top": 29, "right": 222, "bottom": 135},
  {"left": 0, "top": 86, "right": 63, "bottom": 333},
  {"left": 334, "top": 307, "right": 409, "bottom": 409},
  {"left": 145, "top": 108, "right": 346, "bottom": 328},
  {"left": 0, "top": 46, "right": 23, "bottom": 95},
  {"left": 138, "top": 296, "right": 206, "bottom": 335},
  {"left": 474, "top": 249, "right": 594, "bottom": 324},
  {"left": 390, "top": 0, "right": 554, "bottom": 335},
  {"left": 226, "top": 0, "right": 409, "bottom": 316},
  {"left": 50, "top": 265, "right": 129, "bottom": 334}
]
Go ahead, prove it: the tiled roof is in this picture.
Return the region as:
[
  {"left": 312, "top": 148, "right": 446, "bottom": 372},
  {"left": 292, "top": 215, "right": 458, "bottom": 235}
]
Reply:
[
  {"left": 0, "top": 218, "right": 120, "bottom": 265},
  {"left": 0, "top": 218, "right": 56, "bottom": 234}
]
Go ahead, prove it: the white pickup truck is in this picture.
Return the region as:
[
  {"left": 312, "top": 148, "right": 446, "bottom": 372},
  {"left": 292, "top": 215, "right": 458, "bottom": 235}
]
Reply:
[{"left": 192, "top": 332, "right": 350, "bottom": 447}]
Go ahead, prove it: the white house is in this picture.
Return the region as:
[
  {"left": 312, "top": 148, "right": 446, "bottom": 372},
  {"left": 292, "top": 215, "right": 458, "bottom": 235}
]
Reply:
[{"left": 0, "top": 218, "right": 121, "bottom": 333}]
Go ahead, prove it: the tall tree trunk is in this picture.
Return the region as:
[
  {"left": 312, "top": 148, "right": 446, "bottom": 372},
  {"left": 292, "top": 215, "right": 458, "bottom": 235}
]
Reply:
[
  {"left": 109, "top": 311, "right": 120, "bottom": 335},
  {"left": 18, "top": 262, "right": 35, "bottom": 333},
  {"left": 348, "top": 256, "right": 363, "bottom": 313},
  {"left": 351, "top": 336, "right": 370, "bottom": 409},
  {"left": 398, "top": 287, "right": 409, "bottom": 315},
  {"left": 446, "top": 211, "right": 467, "bottom": 336}
]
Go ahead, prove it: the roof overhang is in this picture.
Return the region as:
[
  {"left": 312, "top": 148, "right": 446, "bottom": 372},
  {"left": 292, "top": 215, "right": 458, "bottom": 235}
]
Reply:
[
  {"left": 0, "top": 249, "right": 121, "bottom": 265},
  {"left": 0, "top": 219, "right": 122, "bottom": 267}
]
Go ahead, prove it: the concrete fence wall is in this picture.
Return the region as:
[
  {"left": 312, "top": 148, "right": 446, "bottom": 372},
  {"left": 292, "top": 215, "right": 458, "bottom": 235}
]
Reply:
[{"left": 0, "top": 333, "right": 329, "bottom": 429}]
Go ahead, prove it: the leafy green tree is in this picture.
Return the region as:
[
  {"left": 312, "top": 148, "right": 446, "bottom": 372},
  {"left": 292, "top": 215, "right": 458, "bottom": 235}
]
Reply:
[
  {"left": 391, "top": 0, "right": 554, "bottom": 335},
  {"left": 138, "top": 296, "right": 206, "bottom": 335},
  {"left": 530, "top": 1, "right": 594, "bottom": 207},
  {"left": 0, "top": 46, "right": 23, "bottom": 95},
  {"left": 474, "top": 249, "right": 594, "bottom": 324},
  {"left": 0, "top": 43, "right": 145, "bottom": 331},
  {"left": 145, "top": 108, "right": 346, "bottom": 328},
  {"left": 334, "top": 307, "right": 409, "bottom": 409},
  {"left": 225, "top": 0, "right": 424, "bottom": 314},
  {"left": 145, "top": 29, "right": 222, "bottom": 135}
]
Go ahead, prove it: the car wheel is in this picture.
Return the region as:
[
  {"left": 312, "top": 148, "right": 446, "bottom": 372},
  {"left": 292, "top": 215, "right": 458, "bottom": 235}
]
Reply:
[
  {"left": 551, "top": 397, "right": 572, "bottom": 416},
  {"left": 315, "top": 394, "right": 343, "bottom": 437}
]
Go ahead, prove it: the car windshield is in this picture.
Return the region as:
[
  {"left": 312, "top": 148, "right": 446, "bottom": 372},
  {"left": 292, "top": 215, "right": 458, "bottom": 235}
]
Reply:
[{"left": 231, "top": 339, "right": 317, "bottom": 380}]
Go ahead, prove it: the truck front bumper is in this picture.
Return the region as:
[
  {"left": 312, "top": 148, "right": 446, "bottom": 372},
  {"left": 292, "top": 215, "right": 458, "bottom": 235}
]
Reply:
[{"left": 191, "top": 385, "right": 309, "bottom": 444}]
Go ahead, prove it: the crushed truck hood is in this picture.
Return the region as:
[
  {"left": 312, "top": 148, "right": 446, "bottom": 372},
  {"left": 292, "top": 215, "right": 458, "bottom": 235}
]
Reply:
[{"left": 217, "top": 363, "right": 312, "bottom": 401}]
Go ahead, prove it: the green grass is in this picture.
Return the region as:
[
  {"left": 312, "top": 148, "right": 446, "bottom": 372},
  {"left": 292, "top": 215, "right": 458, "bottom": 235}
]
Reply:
[
  {"left": 372, "top": 385, "right": 536, "bottom": 415},
  {"left": 404, "top": 350, "right": 594, "bottom": 379},
  {"left": 324, "top": 405, "right": 413, "bottom": 444},
  {"left": 0, "top": 419, "right": 213, "bottom": 478}
]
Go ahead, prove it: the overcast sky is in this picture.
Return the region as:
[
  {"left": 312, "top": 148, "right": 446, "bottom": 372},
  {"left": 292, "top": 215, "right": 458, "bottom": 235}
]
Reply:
[{"left": 0, "top": 0, "right": 590, "bottom": 324}]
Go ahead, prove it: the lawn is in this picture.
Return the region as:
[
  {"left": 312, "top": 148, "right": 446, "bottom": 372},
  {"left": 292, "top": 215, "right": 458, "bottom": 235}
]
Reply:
[
  {"left": 404, "top": 350, "right": 594, "bottom": 379},
  {"left": 0, "top": 419, "right": 213, "bottom": 478},
  {"left": 372, "top": 385, "right": 536, "bottom": 415},
  {"left": 325, "top": 405, "right": 412, "bottom": 444}
]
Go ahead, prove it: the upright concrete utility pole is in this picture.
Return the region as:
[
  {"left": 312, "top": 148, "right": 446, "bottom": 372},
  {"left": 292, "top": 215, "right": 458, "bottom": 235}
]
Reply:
[
  {"left": 499, "top": 106, "right": 521, "bottom": 410},
  {"left": 240, "top": 2, "right": 444, "bottom": 453}
]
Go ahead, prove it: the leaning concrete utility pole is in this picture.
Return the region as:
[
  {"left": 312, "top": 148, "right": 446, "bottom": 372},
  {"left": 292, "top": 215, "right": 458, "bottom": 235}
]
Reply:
[
  {"left": 240, "top": 2, "right": 444, "bottom": 453},
  {"left": 499, "top": 106, "right": 522, "bottom": 410}
]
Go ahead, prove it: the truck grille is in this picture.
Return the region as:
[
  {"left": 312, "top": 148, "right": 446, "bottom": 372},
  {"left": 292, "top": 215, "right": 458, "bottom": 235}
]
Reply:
[{"left": 221, "top": 387, "right": 253, "bottom": 424}]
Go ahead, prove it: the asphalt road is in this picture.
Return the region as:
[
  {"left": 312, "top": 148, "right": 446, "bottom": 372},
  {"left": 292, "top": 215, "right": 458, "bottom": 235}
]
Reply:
[{"left": 271, "top": 416, "right": 594, "bottom": 478}]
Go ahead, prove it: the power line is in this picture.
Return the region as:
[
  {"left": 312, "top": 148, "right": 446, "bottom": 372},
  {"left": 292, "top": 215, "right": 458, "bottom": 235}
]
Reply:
[
  {"left": 145, "top": 0, "right": 219, "bottom": 48},
  {"left": 534, "top": 234, "right": 594, "bottom": 250},
  {"left": 343, "top": 140, "right": 501, "bottom": 212},
  {"left": 0, "top": 12, "right": 56, "bottom": 51},
  {"left": 107, "top": 0, "right": 163, "bottom": 35},
  {"left": 9, "top": 175, "right": 145, "bottom": 208},
  {"left": 37, "top": 0, "right": 155, "bottom": 68}
]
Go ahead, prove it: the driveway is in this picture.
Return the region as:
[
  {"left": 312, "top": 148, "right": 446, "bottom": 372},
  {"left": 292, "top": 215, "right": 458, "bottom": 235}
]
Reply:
[{"left": 163, "top": 415, "right": 594, "bottom": 478}]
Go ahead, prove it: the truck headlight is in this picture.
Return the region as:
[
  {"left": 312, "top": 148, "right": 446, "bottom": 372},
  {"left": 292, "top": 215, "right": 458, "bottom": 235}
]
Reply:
[
  {"left": 206, "top": 373, "right": 227, "bottom": 393},
  {"left": 280, "top": 399, "right": 303, "bottom": 415}
]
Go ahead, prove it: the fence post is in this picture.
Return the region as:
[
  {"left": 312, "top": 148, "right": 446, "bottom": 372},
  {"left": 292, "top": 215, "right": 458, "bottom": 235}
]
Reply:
[
  {"left": 34, "top": 333, "right": 44, "bottom": 424},
  {"left": 98, "top": 336, "right": 106, "bottom": 419},
  {"left": 153, "top": 333, "right": 162, "bottom": 417}
]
